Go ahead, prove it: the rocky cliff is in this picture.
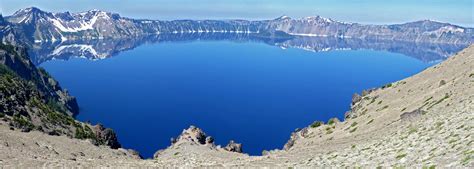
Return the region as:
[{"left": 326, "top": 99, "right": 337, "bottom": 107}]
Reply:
[{"left": 0, "top": 44, "right": 121, "bottom": 149}]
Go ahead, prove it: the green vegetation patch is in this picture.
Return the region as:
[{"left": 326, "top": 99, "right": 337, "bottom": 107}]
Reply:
[
  {"left": 422, "top": 165, "right": 436, "bottom": 169},
  {"left": 428, "top": 93, "right": 450, "bottom": 109},
  {"left": 396, "top": 153, "right": 407, "bottom": 160},
  {"left": 327, "top": 118, "right": 338, "bottom": 125},
  {"left": 75, "top": 123, "right": 96, "bottom": 139},
  {"left": 381, "top": 83, "right": 393, "bottom": 89},
  {"left": 408, "top": 127, "right": 418, "bottom": 135},
  {"left": 369, "top": 97, "right": 376, "bottom": 104},
  {"left": 424, "top": 96, "right": 433, "bottom": 103},
  {"left": 326, "top": 129, "right": 333, "bottom": 134},
  {"left": 351, "top": 122, "right": 358, "bottom": 127},
  {"left": 12, "top": 114, "right": 34, "bottom": 131},
  {"left": 377, "top": 105, "right": 389, "bottom": 111},
  {"left": 310, "top": 121, "right": 324, "bottom": 128}
]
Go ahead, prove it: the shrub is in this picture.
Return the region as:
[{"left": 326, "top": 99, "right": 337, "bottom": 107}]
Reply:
[
  {"left": 75, "top": 124, "right": 96, "bottom": 139},
  {"left": 326, "top": 129, "right": 333, "bottom": 134},
  {"left": 435, "top": 121, "right": 444, "bottom": 128},
  {"left": 370, "top": 98, "right": 376, "bottom": 104},
  {"left": 349, "top": 127, "right": 358, "bottom": 133},
  {"left": 408, "top": 127, "right": 418, "bottom": 134},
  {"left": 351, "top": 122, "right": 358, "bottom": 127},
  {"left": 428, "top": 93, "right": 450, "bottom": 109},
  {"left": 12, "top": 115, "right": 34, "bottom": 131},
  {"left": 382, "top": 83, "right": 393, "bottom": 89},
  {"left": 46, "top": 111, "right": 75, "bottom": 126},
  {"left": 310, "top": 121, "right": 324, "bottom": 128},
  {"left": 327, "top": 118, "right": 339, "bottom": 125},
  {"left": 396, "top": 153, "right": 407, "bottom": 159},
  {"left": 367, "top": 119, "right": 374, "bottom": 124},
  {"left": 424, "top": 96, "right": 433, "bottom": 103}
]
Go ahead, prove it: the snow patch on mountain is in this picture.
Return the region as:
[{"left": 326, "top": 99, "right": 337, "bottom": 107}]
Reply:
[
  {"left": 437, "top": 26, "right": 465, "bottom": 33},
  {"left": 49, "top": 15, "right": 99, "bottom": 33},
  {"left": 50, "top": 44, "right": 106, "bottom": 59}
]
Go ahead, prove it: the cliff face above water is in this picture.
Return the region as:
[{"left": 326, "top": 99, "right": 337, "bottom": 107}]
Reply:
[{"left": 0, "top": 44, "right": 121, "bottom": 149}]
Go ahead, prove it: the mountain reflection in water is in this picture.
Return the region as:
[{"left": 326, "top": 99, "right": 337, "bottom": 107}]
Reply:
[{"left": 29, "top": 33, "right": 468, "bottom": 65}]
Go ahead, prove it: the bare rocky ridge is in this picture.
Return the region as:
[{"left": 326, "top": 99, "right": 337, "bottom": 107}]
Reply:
[
  {"left": 2, "top": 7, "right": 473, "bottom": 46},
  {"left": 0, "top": 44, "right": 472, "bottom": 167}
]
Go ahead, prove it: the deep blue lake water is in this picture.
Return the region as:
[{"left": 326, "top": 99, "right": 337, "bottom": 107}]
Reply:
[{"left": 39, "top": 40, "right": 435, "bottom": 158}]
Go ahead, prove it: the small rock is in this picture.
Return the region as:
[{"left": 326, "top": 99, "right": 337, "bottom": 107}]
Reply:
[
  {"left": 126, "top": 149, "right": 142, "bottom": 159},
  {"left": 439, "top": 80, "right": 446, "bottom": 86},
  {"left": 170, "top": 137, "right": 177, "bottom": 144},
  {"left": 205, "top": 136, "right": 214, "bottom": 144}
]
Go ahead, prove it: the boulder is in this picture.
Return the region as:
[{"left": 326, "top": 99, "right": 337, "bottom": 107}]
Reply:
[
  {"left": 224, "top": 140, "right": 243, "bottom": 153},
  {"left": 400, "top": 109, "right": 424, "bottom": 121}
]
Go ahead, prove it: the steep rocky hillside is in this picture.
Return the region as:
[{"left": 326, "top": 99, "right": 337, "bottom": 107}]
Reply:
[
  {"left": 0, "top": 43, "right": 471, "bottom": 167},
  {"left": 0, "top": 44, "right": 122, "bottom": 150},
  {"left": 150, "top": 44, "right": 473, "bottom": 167}
]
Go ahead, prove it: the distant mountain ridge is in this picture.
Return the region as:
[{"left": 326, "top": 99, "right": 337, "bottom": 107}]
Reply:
[
  {"left": 25, "top": 33, "right": 468, "bottom": 65},
  {"left": 1, "top": 7, "right": 473, "bottom": 45}
]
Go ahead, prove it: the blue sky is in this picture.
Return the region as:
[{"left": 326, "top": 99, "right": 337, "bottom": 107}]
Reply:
[{"left": 1, "top": 0, "right": 472, "bottom": 26}]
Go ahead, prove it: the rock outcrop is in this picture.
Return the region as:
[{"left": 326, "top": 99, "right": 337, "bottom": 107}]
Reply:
[
  {"left": 92, "top": 124, "right": 121, "bottom": 149},
  {"left": 172, "top": 125, "right": 215, "bottom": 146}
]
